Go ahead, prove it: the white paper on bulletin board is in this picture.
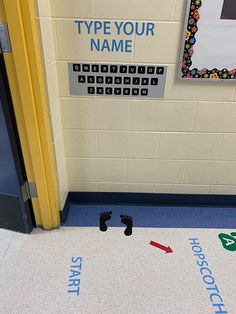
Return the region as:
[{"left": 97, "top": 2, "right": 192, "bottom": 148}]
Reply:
[{"left": 179, "top": 0, "right": 236, "bottom": 81}]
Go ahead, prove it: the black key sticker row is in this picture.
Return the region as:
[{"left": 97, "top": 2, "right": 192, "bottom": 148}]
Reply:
[
  {"left": 88, "top": 87, "right": 148, "bottom": 96},
  {"left": 73, "top": 64, "right": 165, "bottom": 75},
  {"left": 78, "top": 76, "right": 158, "bottom": 86}
]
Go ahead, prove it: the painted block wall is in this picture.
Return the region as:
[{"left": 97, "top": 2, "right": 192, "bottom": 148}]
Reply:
[{"left": 37, "top": 0, "right": 236, "bottom": 196}]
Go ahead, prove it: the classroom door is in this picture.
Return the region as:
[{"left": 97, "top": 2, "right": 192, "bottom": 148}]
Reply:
[{"left": 0, "top": 52, "right": 34, "bottom": 233}]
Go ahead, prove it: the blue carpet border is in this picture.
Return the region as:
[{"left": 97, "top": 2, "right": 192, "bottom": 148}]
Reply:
[{"left": 61, "top": 192, "right": 236, "bottom": 224}]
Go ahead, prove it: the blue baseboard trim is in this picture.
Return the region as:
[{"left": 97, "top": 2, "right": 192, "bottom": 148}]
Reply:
[{"left": 60, "top": 192, "right": 236, "bottom": 223}]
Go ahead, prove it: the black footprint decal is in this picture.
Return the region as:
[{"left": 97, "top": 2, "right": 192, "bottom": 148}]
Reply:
[
  {"left": 120, "top": 215, "right": 133, "bottom": 236},
  {"left": 99, "top": 211, "right": 112, "bottom": 232}
]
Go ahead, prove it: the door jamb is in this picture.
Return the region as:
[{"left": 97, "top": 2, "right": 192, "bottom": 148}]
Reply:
[{"left": 0, "top": 0, "right": 60, "bottom": 229}]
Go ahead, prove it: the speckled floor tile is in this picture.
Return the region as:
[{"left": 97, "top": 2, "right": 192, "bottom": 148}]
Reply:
[
  {"left": 0, "top": 227, "right": 235, "bottom": 313},
  {"left": 0, "top": 228, "right": 15, "bottom": 260}
]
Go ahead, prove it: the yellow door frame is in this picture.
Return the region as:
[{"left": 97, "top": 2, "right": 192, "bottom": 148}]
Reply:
[{"left": 0, "top": 0, "right": 60, "bottom": 229}]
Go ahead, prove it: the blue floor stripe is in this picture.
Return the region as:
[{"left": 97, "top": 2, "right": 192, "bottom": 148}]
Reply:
[{"left": 63, "top": 205, "right": 236, "bottom": 229}]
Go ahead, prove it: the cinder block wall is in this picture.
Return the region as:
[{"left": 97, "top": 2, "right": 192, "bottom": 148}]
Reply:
[{"left": 36, "top": 0, "right": 236, "bottom": 197}]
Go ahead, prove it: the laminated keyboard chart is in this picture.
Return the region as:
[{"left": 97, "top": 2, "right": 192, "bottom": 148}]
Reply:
[{"left": 68, "top": 63, "right": 168, "bottom": 99}]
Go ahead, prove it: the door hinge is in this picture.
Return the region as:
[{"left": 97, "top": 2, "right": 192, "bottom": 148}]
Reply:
[
  {"left": 21, "top": 182, "right": 38, "bottom": 203},
  {"left": 0, "top": 23, "right": 12, "bottom": 53}
]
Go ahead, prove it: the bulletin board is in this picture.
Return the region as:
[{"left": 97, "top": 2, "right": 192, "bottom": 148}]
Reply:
[{"left": 179, "top": 0, "right": 236, "bottom": 81}]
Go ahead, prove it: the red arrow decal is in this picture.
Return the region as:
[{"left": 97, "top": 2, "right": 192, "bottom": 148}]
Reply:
[{"left": 150, "top": 241, "right": 173, "bottom": 253}]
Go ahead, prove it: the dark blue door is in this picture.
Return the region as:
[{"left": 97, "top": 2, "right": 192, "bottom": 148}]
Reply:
[{"left": 0, "top": 53, "right": 34, "bottom": 233}]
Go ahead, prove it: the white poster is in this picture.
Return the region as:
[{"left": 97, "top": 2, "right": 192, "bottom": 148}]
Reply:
[{"left": 180, "top": 0, "right": 236, "bottom": 80}]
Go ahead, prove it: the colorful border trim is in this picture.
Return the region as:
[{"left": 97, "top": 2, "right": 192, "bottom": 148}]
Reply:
[{"left": 181, "top": 0, "right": 236, "bottom": 80}]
